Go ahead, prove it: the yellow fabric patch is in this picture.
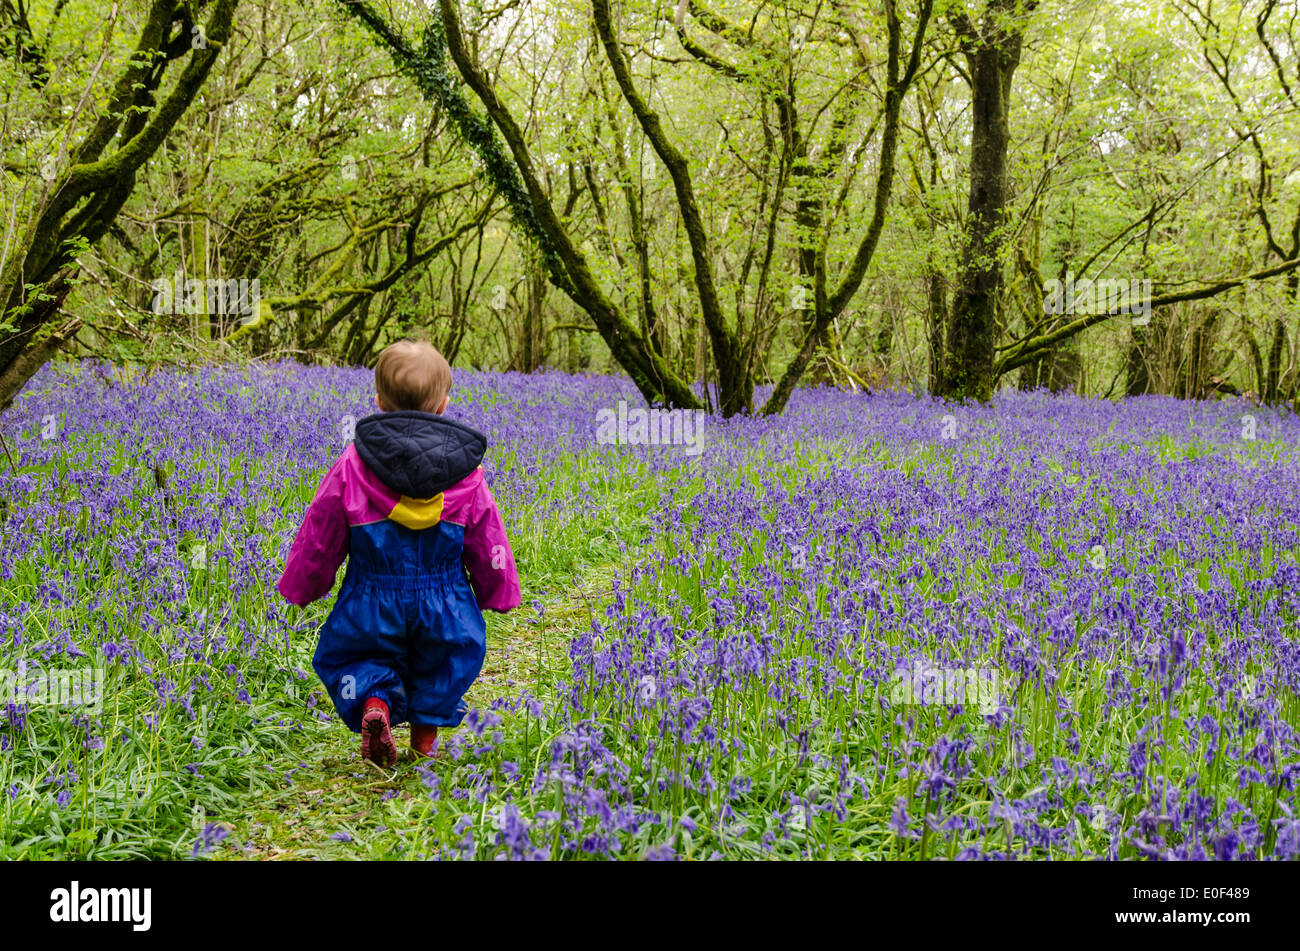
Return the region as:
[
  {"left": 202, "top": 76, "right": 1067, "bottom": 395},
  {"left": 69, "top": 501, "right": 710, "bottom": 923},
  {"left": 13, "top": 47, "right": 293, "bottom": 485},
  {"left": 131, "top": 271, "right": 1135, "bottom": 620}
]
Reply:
[{"left": 389, "top": 493, "right": 444, "bottom": 530}]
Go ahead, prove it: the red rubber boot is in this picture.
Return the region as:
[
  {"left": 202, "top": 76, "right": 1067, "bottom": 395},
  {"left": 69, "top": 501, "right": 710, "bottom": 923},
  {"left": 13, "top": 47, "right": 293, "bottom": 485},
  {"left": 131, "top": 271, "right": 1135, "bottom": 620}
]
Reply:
[
  {"left": 411, "top": 723, "right": 439, "bottom": 757},
  {"left": 360, "top": 698, "right": 397, "bottom": 767}
]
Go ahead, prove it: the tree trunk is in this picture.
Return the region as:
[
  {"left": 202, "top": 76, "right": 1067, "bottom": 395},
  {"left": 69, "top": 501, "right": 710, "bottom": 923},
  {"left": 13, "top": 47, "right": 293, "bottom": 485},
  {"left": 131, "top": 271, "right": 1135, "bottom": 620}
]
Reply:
[
  {"left": 935, "top": 1, "right": 1027, "bottom": 403},
  {"left": 1263, "top": 272, "right": 1295, "bottom": 404},
  {"left": 1126, "top": 323, "right": 1151, "bottom": 396},
  {"left": 522, "top": 265, "right": 546, "bottom": 373},
  {"left": 927, "top": 268, "right": 947, "bottom": 391}
]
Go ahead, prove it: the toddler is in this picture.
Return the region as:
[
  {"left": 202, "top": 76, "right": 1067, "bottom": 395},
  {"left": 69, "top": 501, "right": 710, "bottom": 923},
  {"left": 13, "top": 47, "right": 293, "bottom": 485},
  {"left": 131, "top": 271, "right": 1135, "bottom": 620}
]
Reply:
[{"left": 278, "top": 340, "right": 521, "bottom": 765}]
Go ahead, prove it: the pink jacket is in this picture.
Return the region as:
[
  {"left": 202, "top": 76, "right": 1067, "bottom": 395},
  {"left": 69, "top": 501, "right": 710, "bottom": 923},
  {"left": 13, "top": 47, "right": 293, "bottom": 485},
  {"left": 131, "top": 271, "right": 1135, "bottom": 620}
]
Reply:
[{"left": 277, "top": 440, "right": 521, "bottom": 612}]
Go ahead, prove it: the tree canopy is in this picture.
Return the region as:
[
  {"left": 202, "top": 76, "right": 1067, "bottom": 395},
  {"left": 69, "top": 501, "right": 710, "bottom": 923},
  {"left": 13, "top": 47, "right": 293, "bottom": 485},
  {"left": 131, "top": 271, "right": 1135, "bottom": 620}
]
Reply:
[{"left": 2, "top": 0, "right": 1297, "bottom": 410}]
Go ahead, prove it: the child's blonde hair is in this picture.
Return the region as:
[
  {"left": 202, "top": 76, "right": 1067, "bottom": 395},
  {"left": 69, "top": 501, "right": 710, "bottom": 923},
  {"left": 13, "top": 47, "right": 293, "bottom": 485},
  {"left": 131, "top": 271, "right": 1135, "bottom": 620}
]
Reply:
[{"left": 374, "top": 339, "right": 452, "bottom": 413}]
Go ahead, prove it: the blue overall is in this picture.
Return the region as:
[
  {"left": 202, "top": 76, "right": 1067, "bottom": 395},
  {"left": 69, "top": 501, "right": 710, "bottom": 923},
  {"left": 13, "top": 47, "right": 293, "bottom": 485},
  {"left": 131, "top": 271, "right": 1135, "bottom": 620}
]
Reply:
[
  {"left": 278, "top": 410, "right": 520, "bottom": 732},
  {"left": 311, "top": 518, "right": 487, "bottom": 731}
]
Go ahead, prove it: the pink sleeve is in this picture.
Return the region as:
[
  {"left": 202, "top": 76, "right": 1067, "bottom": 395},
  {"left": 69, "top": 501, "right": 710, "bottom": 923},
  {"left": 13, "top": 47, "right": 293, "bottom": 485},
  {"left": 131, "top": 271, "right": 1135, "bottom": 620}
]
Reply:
[
  {"left": 462, "top": 476, "right": 521, "bottom": 612},
  {"left": 277, "top": 455, "right": 350, "bottom": 606}
]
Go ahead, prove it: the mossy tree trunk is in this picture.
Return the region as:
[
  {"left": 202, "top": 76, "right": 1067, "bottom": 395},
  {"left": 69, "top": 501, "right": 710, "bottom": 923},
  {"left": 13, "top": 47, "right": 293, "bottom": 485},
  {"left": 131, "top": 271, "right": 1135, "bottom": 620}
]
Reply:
[{"left": 933, "top": 0, "right": 1030, "bottom": 403}]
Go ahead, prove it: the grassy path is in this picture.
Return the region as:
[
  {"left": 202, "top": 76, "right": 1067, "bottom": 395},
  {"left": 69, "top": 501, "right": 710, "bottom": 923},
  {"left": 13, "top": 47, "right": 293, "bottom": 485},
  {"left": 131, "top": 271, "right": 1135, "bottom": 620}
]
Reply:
[{"left": 215, "top": 563, "right": 617, "bottom": 859}]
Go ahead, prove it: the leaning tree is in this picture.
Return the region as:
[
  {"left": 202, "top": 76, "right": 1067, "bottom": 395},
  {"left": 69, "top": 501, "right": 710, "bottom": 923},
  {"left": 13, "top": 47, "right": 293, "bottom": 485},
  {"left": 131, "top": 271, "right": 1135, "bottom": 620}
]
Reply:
[{"left": 337, "top": 0, "right": 933, "bottom": 416}]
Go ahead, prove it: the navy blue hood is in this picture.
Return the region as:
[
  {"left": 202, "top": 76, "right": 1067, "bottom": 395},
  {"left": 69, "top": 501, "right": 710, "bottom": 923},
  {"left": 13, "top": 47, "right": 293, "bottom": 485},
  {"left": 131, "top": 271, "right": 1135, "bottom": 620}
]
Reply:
[{"left": 354, "top": 411, "right": 487, "bottom": 498}]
